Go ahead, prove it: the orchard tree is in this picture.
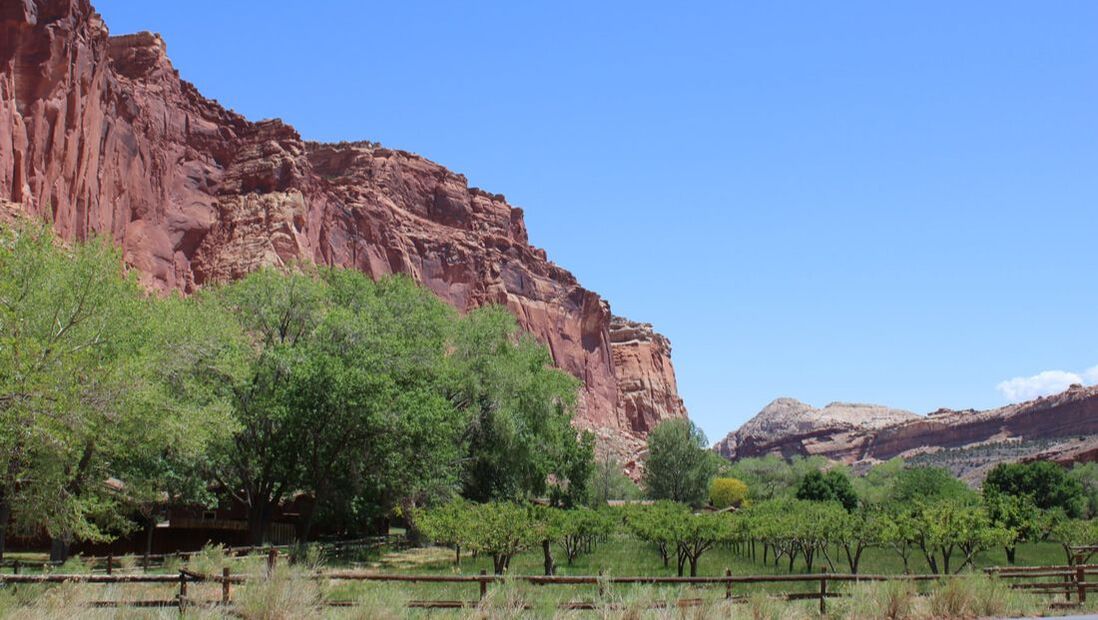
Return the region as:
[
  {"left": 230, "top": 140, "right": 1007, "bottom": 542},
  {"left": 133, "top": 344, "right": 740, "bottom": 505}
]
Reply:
[
  {"left": 913, "top": 499, "right": 1011, "bottom": 574},
  {"left": 643, "top": 419, "right": 719, "bottom": 507},
  {"left": 626, "top": 501, "right": 691, "bottom": 569},
  {"left": 558, "top": 508, "right": 614, "bottom": 565}
]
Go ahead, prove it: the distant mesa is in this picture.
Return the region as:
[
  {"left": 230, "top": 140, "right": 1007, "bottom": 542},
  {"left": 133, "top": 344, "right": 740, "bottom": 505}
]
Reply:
[{"left": 715, "top": 386, "right": 1098, "bottom": 482}]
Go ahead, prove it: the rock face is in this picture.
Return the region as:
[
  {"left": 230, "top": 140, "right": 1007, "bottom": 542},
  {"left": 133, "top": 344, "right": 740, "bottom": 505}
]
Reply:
[
  {"left": 715, "top": 398, "right": 920, "bottom": 462},
  {"left": 0, "top": 0, "right": 688, "bottom": 461},
  {"left": 716, "top": 386, "right": 1098, "bottom": 479}
]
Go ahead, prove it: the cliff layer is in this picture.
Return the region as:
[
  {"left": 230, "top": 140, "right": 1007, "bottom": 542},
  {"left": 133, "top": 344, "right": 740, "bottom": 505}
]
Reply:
[
  {"left": 0, "top": 0, "right": 688, "bottom": 460},
  {"left": 716, "top": 386, "right": 1098, "bottom": 480}
]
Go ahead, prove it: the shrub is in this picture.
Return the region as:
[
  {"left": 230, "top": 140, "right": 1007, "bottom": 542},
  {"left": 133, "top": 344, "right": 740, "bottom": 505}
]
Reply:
[
  {"left": 837, "top": 579, "right": 918, "bottom": 620},
  {"left": 709, "top": 478, "right": 749, "bottom": 509},
  {"left": 235, "top": 564, "right": 325, "bottom": 620},
  {"left": 927, "top": 575, "right": 1037, "bottom": 619}
]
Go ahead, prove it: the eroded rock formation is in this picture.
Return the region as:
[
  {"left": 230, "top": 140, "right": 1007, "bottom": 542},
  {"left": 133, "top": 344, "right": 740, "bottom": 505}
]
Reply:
[
  {"left": 0, "top": 0, "right": 688, "bottom": 462},
  {"left": 716, "top": 386, "right": 1098, "bottom": 480}
]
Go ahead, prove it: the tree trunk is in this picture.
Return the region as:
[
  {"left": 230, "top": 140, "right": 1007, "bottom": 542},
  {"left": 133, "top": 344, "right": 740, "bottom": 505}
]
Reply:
[
  {"left": 49, "top": 536, "right": 70, "bottom": 563},
  {"left": 143, "top": 519, "right": 155, "bottom": 568},
  {"left": 0, "top": 501, "right": 10, "bottom": 562},
  {"left": 542, "top": 539, "right": 555, "bottom": 576},
  {"left": 455, "top": 545, "right": 461, "bottom": 565},
  {"left": 1005, "top": 545, "right": 1016, "bottom": 565},
  {"left": 689, "top": 556, "right": 699, "bottom": 577},
  {"left": 247, "top": 501, "right": 272, "bottom": 546}
]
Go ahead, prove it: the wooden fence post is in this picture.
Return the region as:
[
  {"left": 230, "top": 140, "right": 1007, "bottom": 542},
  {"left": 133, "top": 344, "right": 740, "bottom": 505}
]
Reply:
[
  {"left": 818, "top": 569, "right": 827, "bottom": 615},
  {"left": 178, "top": 570, "right": 188, "bottom": 613},
  {"left": 106, "top": 553, "right": 113, "bottom": 575},
  {"left": 598, "top": 569, "right": 605, "bottom": 598},
  {"left": 725, "top": 568, "right": 733, "bottom": 600},
  {"left": 267, "top": 548, "right": 278, "bottom": 574},
  {"left": 479, "top": 569, "right": 488, "bottom": 601},
  {"left": 1078, "top": 564, "right": 1087, "bottom": 604},
  {"left": 12, "top": 561, "right": 19, "bottom": 575},
  {"left": 222, "top": 567, "right": 232, "bottom": 605}
]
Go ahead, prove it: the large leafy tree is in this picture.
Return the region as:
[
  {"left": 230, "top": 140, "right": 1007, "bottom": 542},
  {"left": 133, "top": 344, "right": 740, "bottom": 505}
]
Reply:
[
  {"left": 796, "top": 469, "right": 858, "bottom": 511},
  {"left": 448, "top": 307, "right": 591, "bottom": 505},
  {"left": 0, "top": 225, "right": 233, "bottom": 560},
  {"left": 984, "top": 461, "right": 1085, "bottom": 518},
  {"left": 643, "top": 419, "right": 719, "bottom": 507}
]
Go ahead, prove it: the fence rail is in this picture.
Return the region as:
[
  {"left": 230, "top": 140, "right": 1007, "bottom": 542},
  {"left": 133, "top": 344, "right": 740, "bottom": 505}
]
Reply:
[{"left": 2, "top": 561, "right": 1094, "bottom": 613}]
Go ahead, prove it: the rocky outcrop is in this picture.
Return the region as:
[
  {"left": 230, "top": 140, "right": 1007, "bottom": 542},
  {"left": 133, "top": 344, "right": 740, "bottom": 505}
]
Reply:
[
  {"left": 714, "top": 398, "right": 920, "bottom": 461},
  {"left": 716, "top": 386, "right": 1098, "bottom": 476},
  {"left": 0, "top": 0, "right": 688, "bottom": 461}
]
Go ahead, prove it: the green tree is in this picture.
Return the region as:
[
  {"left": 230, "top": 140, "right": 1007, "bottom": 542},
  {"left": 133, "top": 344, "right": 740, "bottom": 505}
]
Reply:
[
  {"left": 448, "top": 308, "right": 590, "bottom": 504},
  {"left": 984, "top": 493, "right": 1044, "bottom": 565},
  {"left": 643, "top": 419, "right": 719, "bottom": 507},
  {"left": 1069, "top": 462, "right": 1098, "bottom": 518},
  {"left": 590, "top": 457, "right": 641, "bottom": 506},
  {"left": 913, "top": 499, "right": 1010, "bottom": 574},
  {"left": 558, "top": 508, "right": 614, "bottom": 565},
  {"left": 0, "top": 225, "right": 233, "bottom": 560},
  {"left": 984, "top": 461, "right": 1084, "bottom": 518},
  {"left": 888, "top": 466, "right": 972, "bottom": 506},
  {"left": 796, "top": 469, "right": 858, "bottom": 511},
  {"left": 626, "top": 501, "right": 691, "bottom": 569}
]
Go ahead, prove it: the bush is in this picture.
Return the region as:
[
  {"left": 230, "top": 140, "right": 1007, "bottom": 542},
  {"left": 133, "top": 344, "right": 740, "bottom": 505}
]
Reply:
[
  {"left": 709, "top": 478, "right": 749, "bottom": 509},
  {"left": 235, "top": 564, "right": 325, "bottom": 620},
  {"left": 927, "top": 575, "right": 1036, "bottom": 619},
  {"left": 838, "top": 579, "right": 918, "bottom": 620}
]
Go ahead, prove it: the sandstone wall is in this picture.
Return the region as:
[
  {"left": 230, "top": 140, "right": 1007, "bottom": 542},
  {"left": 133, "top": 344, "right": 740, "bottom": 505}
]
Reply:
[{"left": 0, "top": 0, "right": 688, "bottom": 461}]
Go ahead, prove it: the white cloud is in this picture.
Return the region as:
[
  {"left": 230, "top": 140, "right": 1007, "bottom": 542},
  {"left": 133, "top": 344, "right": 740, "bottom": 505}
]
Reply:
[
  {"left": 996, "top": 367, "right": 1096, "bottom": 403},
  {"left": 1085, "top": 366, "right": 1098, "bottom": 384}
]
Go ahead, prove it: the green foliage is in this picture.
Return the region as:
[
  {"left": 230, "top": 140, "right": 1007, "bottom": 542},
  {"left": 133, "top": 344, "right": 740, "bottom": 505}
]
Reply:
[
  {"left": 1070, "top": 462, "right": 1098, "bottom": 518},
  {"left": 983, "top": 460, "right": 1085, "bottom": 518},
  {"left": 912, "top": 499, "right": 1011, "bottom": 574},
  {"left": 709, "top": 477, "right": 749, "bottom": 509},
  {"left": 719, "top": 454, "right": 830, "bottom": 502},
  {"left": 419, "top": 502, "right": 536, "bottom": 573},
  {"left": 795, "top": 469, "right": 858, "bottom": 511},
  {"left": 448, "top": 307, "right": 590, "bottom": 505},
  {"left": 0, "top": 224, "right": 232, "bottom": 552},
  {"left": 888, "top": 466, "right": 974, "bottom": 506},
  {"left": 643, "top": 419, "right": 719, "bottom": 507},
  {"left": 589, "top": 457, "right": 641, "bottom": 506},
  {"left": 853, "top": 457, "right": 906, "bottom": 506}
]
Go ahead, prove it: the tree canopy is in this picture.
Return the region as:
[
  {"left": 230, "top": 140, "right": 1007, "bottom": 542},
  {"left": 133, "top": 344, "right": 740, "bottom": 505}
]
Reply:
[{"left": 643, "top": 419, "right": 719, "bottom": 507}]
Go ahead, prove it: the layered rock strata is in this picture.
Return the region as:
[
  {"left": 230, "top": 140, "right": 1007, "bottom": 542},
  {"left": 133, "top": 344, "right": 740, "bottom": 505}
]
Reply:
[
  {"left": 0, "top": 0, "right": 688, "bottom": 462},
  {"left": 716, "top": 386, "right": 1098, "bottom": 478}
]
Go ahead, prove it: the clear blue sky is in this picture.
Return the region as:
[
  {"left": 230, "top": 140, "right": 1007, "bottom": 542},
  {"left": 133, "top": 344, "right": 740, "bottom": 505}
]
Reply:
[{"left": 95, "top": 1, "right": 1098, "bottom": 443}]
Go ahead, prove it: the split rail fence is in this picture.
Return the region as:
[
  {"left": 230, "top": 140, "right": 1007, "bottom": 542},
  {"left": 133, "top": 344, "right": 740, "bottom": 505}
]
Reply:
[{"left": 4, "top": 558, "right": 1098, "bottom": 613}]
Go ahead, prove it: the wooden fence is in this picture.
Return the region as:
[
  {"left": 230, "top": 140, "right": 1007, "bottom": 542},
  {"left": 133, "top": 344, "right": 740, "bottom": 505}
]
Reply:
[
  {"left": 4, "top": 561, "right": 1098, "bottom": 613},
  {"left": 0, "top": 535, "right": 397, "bottom": 574}
]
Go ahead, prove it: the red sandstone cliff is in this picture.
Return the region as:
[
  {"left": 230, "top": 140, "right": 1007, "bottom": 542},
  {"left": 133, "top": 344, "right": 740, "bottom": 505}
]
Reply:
[
  {"left": 715, "top": 386, "right": 1098, "bottom": 480},
  {"left": 0, "top": 0, "right": 688, "bottom": 461}
]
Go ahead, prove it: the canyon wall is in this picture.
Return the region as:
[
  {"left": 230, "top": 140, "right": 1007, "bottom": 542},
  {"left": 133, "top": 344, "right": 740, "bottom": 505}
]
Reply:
[
  {"left": 0, "top": 0, "right": 688, "bottom": 462},
  {"left": 716, "top": 386, "right": 1098, "bottom": 481}
]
